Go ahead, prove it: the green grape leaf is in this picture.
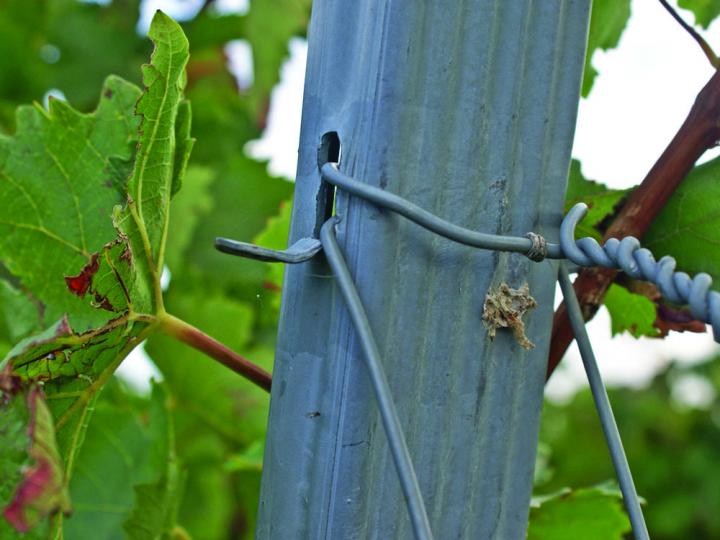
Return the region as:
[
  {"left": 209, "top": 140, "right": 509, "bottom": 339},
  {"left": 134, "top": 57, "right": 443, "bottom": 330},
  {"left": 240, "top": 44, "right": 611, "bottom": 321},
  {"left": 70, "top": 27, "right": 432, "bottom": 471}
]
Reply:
[
  {"left": 528, "top": 485, "right": 631, "bottom": 540},
  {"left": 45, "top": 0, "right": 147, "bottom": 111},
  {"left": 184, "top": 13, "right": 246, "bottom": 51},
  {"left": 178, "top": 154, "right": 293, "bottom": 302},
  {"left": 123, "top": 382, "right": 184, "bottom": 540},
  {"left": 644, "top": 156, "right": 720, "bottom": 289},
  {"left": 583, "top": 0, "right": 631, "bottom": 97},
  {"left": 0, "top": 377, "right": 70, "bottom": 533},
  {"left": 62, "top": 380, "right": 181, "bottom": 539},
  {"left": 253, "top": 198, "right": 292, "bottom": 316},
  {"left": 164, "top": 165, "right": 214, "bottom": 273},
  {"left": 0, "top": 281, "right": 42, "bottom": 344},
  {"left": 0, "top": 11, "right": 192, "bottom": 533},
  {"left": 564, "top": 159, "right": 629, "bottom": 241},
  {"left": 604, "top": 284, "right": 660, "bottom": 338},
  {"left": 225, "top": 440, "right": 265, "bottom": 473},
  {"left": 678, "top": 0, "right": 720, "bottom": 29},
  {"left": 122, "top": 10, "right": 191, "bottom": 281},
  {"left": 244, "top": 0, "right": 312, "bottom": 118},
  {"left": 0, "top": 75, "right": 140, "bottom": 331},
  {"left": 123, "top": 465, "right": 185, "bottom": 540}
]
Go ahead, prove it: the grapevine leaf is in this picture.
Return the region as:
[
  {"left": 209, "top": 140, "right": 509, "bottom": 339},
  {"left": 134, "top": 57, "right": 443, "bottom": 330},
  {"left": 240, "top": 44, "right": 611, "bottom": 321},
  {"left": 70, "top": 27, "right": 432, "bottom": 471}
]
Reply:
[
  {"left": 164, "top": 165, "right": 214, "bottom": 273},
  {"left": 0, "top": 377, "right": 70, "bottom": 533},
  {"left": 62, "top": 380, "right": 181, "bottom": 539},
  {"left": 172, "top": 101, "right": 194, "bottom": 197},
  {"left": 604, "top": 284, "right": 660, "bottom": 338},
  {"left": 177, "top": 154, "right": 293, "bottom": 300},
  {"left": 528, "top": 485, "right": 631, "bottom": 540},
  {"left": 583, "top": 0, "right": 631, "bottom": 97},
  {"left": 677, "top": 0, "right": 720, "bottom": 29},
  {"left": 644, "top": 156, "right": 720, "bottom": 289},
  {"left": 0, "top": 76, "right": 141, "bottom": 331},
  {"left": 252, "top": 198, "right": 292, "bottom": 317},
  {"left": 244, "top": 0, "right": 312, "bottom": 119},
  {"left": 45, "top": 0, "right": 147, "bottom": 110},
  {"left": 121, "top": 10, "right": 191, "bottom": 290},
  {"left": 225, "top": 440, "right": 265, "bottom": 473},
  {"left": 0, "top": 281, "right": 42, "bottom": 344},
  {"left": 184, "top": 13, "right": 246, "bottom": 50},
  {"left": 0, "top": 11, "right": 192, "bottom": 533},
  {"left": 123, "top": 382, "right": 184, "bottom": 540}
]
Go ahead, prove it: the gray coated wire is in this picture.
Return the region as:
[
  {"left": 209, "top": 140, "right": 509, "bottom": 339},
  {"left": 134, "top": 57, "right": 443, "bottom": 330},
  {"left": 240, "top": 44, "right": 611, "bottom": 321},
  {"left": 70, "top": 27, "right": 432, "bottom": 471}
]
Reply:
[
  {"left": 323, "top": 163, "right": 719, "bottom": 343},
  {"left": 321, "top": 163, "right": 560, "bottom": 260},
  {"left": 561, "top": 202, "right": 720, "bottom": 341},
  {"left": 558, "top": 264, "right": 650, "bottom": 540},
  {"left": 320, "top": 217, "right": 434, "bottom": 540},
  {"left": 216, "top": 163, "right": 715, "bottom": 540}
]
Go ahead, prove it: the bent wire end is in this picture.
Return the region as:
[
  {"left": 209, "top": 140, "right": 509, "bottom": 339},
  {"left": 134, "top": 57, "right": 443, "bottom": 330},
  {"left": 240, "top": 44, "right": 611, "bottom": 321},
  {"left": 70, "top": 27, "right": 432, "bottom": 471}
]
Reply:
[{"left": 215, "top": 236, "right": 322, "bottom": 264}]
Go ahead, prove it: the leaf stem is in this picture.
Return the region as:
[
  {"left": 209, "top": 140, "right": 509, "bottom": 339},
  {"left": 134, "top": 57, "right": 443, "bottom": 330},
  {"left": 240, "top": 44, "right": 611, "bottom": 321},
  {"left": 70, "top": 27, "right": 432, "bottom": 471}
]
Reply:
[
  {"left": 158, "top": 313, "right": 272, "bottom": 392},
  {"left": 658, "top": 0, "right": 719, "bottom": 68}
]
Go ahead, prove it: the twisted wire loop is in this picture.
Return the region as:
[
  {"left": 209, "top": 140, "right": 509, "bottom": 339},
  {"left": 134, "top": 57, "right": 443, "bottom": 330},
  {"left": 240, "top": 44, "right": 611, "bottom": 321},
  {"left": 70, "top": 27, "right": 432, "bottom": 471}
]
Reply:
[
  {"left": 524, "top": 232, "right": 548, "bottom": 262},
  {"left": 560, "top": 203, "right": 720, "bottom": 341}
]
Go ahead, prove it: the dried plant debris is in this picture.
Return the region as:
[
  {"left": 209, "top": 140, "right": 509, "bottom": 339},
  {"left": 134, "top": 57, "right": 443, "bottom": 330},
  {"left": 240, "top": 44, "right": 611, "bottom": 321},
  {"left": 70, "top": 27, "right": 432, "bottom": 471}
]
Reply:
[{"left": 482, "top": 283, "right": 538, "bottom": 350}]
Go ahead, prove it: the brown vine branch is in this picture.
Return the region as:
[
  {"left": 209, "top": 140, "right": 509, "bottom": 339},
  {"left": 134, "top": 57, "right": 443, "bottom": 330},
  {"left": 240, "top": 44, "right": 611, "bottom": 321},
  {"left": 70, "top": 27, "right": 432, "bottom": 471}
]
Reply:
[
  {"left": 658, "top": 0, "right": 720, "bottom": 68},
  {"left": 159, "top": 313, "right": 272, "bottom": 392},
  {"left": 547, "top": 66, "right": 720, "bottom": 380}
]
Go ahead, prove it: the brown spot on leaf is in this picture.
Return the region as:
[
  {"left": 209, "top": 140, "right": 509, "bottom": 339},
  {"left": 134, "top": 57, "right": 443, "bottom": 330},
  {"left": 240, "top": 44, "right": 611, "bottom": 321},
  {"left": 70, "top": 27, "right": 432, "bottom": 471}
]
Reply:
[
  {"left": 482, "top": 283, "right": 538, "bottom": 350},
  {"left": 64, "top": 254, "right": 99, "bottom": 297},
  {"left": 92, "top": 293, "right": 115, "bottom": 312},
  {"left": 103, "top": 88, "right": 113, "bottom": 99},
  {"left": 120, "top": 244, "right": 133, "bottom": 266},
  {"left": 55, "top": 314, "right": 72, "bottom": 336}
]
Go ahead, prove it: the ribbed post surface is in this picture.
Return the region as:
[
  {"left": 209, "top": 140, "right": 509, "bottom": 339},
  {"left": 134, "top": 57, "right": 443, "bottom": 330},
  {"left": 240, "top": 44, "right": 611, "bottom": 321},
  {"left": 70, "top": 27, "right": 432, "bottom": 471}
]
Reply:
[{"left": 257, "top": 2, "right": 591, "bottom": 538}]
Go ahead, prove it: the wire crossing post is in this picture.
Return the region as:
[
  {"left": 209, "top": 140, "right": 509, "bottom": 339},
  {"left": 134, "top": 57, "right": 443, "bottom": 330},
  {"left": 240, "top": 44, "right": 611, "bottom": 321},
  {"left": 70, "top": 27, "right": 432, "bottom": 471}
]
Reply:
[{"left": 257, "top": 2, "right": 591, "bottom": 538}]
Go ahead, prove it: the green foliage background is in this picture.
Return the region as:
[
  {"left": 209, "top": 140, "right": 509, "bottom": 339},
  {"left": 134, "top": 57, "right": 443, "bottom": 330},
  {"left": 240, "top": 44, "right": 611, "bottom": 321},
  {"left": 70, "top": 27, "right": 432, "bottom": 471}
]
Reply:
[{"left": 0, "top": 0, "right": 719, "bottom": 539}]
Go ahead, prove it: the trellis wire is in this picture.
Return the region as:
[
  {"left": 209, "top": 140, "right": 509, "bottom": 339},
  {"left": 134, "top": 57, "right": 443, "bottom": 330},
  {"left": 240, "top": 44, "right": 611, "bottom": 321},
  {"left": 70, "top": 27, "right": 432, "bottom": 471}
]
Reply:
[
  {"left": 560, "top": 203, "right": 720, "bottom": 339},
  {"left": 320, "top": 217, "right": 434, "bottom": 540},
  {"left": 557, "top": 264, "right": 649, "bottom": 539},
  {"left": 216, "top": 162, "right": 719, "bottom": 540}
]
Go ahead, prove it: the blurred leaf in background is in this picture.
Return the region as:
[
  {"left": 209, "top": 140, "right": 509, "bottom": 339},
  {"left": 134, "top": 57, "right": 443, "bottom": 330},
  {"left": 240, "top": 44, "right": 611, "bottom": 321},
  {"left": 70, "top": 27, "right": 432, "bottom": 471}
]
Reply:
[{"left": 537, "top": 355, "right": 720, "bottom": 539}]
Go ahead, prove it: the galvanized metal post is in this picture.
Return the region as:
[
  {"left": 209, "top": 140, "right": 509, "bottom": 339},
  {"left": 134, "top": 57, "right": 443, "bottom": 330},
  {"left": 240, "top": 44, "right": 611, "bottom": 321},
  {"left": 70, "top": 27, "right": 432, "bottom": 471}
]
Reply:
[{"left": 257, "top": 2, "right": 591, "bottom": 538}]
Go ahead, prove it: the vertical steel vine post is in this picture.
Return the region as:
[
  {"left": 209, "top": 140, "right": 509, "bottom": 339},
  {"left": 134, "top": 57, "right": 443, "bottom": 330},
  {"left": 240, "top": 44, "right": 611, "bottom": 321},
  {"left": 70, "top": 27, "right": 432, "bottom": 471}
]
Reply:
[{"left": 257, "top": 2, "right": 591, "bottom": 538}]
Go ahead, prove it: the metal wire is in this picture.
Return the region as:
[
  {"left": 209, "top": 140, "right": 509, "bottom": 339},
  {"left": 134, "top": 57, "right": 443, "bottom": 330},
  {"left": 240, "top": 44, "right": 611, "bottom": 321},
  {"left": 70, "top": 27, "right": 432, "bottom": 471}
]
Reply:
[
  {"left": 321, "top": 162, "right": 562, "bottom": 260},
  {"left": 320, "top": 217, "right": 434, "bottom": 540},
  {"left": 558, "top": 264, "right": 649, "bottom": 540},
  {"left": 215, "top": 236, "right": 321, "bottom": 263},
  {"left": 561, "top": 202, "right": 720, "bottom": 341},
  {"left": 218, "top": 164, "right": 716, "bottom": 538}
]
